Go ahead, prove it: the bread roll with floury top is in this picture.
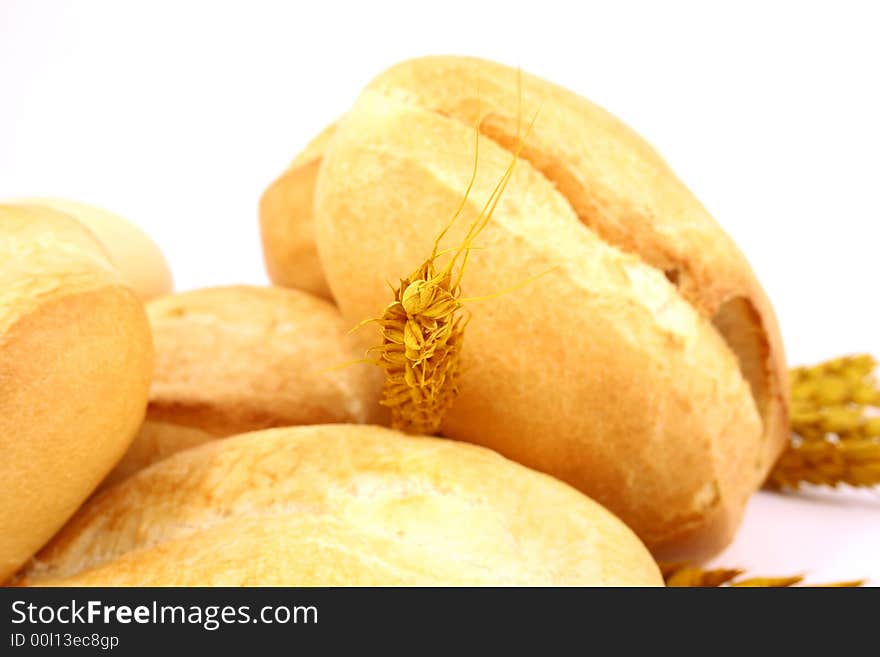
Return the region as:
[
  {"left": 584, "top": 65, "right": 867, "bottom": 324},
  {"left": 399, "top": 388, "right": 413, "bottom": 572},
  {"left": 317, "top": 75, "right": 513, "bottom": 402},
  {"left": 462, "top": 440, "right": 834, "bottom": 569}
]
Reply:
[
  {"left": 103, "top": 285, "right": 385, "bottom": 487},
  {"left": 0, "top": 204, "right": 153, "bottom": 583},
  {"left": 21, "top": 425, "right": 663, "bottom": 586},
  {"left": 15, "top": 197, "right": 173, "bottom": 302},
  {"left": 259, "top": 125, "right": 337, "bottom": 300},
  {"left": 262, "top": 56, "right": 791, "bottom": 560}
]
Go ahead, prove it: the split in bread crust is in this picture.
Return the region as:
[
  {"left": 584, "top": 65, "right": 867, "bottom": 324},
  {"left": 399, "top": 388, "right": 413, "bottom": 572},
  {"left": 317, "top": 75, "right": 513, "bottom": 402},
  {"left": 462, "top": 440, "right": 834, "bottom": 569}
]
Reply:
[
  {"left": 13, "top": 198, "right": 173, "bottom": 301},
  {"left": 300, "top": 57, "right": 789, "bottom": 560},
  {"left": 103, "top": 285, "right": 386, "bottom": 487}
]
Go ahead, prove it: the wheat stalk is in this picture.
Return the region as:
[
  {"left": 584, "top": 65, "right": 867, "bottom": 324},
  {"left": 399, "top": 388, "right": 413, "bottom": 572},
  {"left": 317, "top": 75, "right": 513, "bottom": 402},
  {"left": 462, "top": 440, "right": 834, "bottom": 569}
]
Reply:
[
  {"left": 660, "top": 562, "right": 863, "bottom": 587},
  {"left": 361, "top": 77, "right": 543, "bottom": 435},
  {"left": 768, "top": 355, "right": 880, "bottom": 489},
  {"left": 768, "top": 437, "right": 880, "bottom": 489},
  {"left": 371, "top": 261, "right": 467, "bottom": 435}
]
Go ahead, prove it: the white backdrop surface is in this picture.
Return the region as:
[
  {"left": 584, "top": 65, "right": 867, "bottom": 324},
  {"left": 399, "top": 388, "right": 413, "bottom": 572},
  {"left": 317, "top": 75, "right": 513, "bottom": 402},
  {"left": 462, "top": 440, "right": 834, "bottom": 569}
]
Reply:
[{"left": 1, "top": 0, "right": 878, "bottom": 584}]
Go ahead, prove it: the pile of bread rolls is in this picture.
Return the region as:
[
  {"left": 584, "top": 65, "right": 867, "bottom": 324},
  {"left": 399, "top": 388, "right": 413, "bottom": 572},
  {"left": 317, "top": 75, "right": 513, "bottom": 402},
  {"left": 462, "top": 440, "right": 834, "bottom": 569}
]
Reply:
[{"left": 2, "top": 55, "right": 789, "bottom": 587}]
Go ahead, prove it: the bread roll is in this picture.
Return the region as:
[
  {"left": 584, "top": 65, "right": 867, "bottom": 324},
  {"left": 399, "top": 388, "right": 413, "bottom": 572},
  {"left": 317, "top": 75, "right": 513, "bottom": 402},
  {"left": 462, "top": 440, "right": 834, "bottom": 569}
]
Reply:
[
  {"left": 260, "top": 124, "right": 337, "bottom": 300},
  {"left": 21, "top": 425, "right": 663, "bottom": 586},
  {"left": 304, "top": 56, "right": 788, "bottom": 560},
  {"left": 103, "top": 285, "right": 384, "bottom": 487},
  {"left": 16, "top": 198, "right": 173, "bottom": 301},
  {"left": 0, "top": 204, "right": 153, "bottom": 583}
]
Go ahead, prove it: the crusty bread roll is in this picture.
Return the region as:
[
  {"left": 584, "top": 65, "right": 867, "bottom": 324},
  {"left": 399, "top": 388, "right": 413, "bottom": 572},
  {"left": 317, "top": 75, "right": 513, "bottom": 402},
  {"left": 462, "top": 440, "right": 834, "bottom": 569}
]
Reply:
[
  {"left": 21, "top": 425, "right": 663, "bottom": 586},
  {"left": 16, "top": 198, "right": 173, "bottom": 301},
  {"left": 298, "top": 56, "right": 789, "bottom": 560},
  {"left": 0, "top": 204, "right": 153, "bottom": 583},
  {"left": 103, "top": 285, "right": 385, "bottom": 487},
  {"left": 260, "top": 125, "right": 337, "bottom": 300}
]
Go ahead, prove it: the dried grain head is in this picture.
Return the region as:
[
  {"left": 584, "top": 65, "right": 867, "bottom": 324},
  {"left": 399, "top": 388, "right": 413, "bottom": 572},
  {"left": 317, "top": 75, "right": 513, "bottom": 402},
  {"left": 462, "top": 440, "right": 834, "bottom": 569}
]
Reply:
[
  {"left": 313, "top": 58, "right": 789, "bottom": 561},
  {"left": 768, "top": 355, "right": 880, "bottom": 489},
  {"left": 374, "top": 262, "right": 466, "bottom": 434},
  {"left": 365, "top": 103, "right": 531, "bottom": 435}
]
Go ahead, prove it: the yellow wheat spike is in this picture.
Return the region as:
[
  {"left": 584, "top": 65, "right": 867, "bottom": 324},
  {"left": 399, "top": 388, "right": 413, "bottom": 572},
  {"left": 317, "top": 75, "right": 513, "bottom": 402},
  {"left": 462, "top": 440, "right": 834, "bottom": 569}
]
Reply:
[
  {"left": 768, "top": 354, "right": 880, "bottom": 490},
  {"left": 366, "top": 73, "right": 541, "bottom": 435},
  {"left": 767, "top": 437, "right": 880, "bottom": 489},
  {"left": 659, "top": 562, "right": 863, "bottom": 587}
]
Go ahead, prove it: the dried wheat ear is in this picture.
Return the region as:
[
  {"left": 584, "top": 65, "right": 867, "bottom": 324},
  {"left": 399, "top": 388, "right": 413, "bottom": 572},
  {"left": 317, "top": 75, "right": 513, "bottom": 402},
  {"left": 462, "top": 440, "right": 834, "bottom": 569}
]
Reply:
[
  {"left": 769, "top": 355, "right": 880, "bottom": 490},
  {"left": 659, "top": 562, "right": 864, "bottom": 588}
]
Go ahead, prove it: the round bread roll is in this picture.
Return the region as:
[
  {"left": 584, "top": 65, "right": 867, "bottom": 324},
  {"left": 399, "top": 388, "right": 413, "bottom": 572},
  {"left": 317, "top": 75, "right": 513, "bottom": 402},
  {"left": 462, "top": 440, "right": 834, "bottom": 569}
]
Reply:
[
  {"left": 304, "top": 56, "right": 788, "bottom": 560},
  {"left": 103, "top": 285, "right": 385, "bottom": 487},
  {"left": 16, "top": 198, "right": 173, "bottom": 301},
  {"left": 259, "top": 124, "right": 337, "bottom": 300},
  {"left": 21, "top": 425, "right": 663, "bottom": 586},
  {"left": 0, "top": 204, "right": 153, "bottom": 583}
]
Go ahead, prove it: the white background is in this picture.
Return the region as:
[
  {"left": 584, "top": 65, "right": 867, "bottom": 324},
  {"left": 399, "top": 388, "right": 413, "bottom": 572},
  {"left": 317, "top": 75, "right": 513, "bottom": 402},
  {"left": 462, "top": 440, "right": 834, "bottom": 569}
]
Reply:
[{"left": 2, "top": 1, "right": 878, "bottom": 583}]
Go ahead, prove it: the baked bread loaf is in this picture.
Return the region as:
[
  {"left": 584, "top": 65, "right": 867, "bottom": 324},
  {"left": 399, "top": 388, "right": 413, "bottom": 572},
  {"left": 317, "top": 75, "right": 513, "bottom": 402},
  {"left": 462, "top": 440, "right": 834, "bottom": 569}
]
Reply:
[
  {"left": 21, "top": 425, "right": 663, "bottom": 586},
  {"left": 260, "top": 125, "right": 337, "bottom": 300},
  {"left": 16, "top": 198, "right": 173, "bottom": 301},
  {"left": 0, "top": 204, "right": 153, "bottom": 583},
  {"left": 270, "top": 56, "right": 790, "bottom": 560},
  {"left": 103, "top": 285, "right": 385, "bottom": 487}
]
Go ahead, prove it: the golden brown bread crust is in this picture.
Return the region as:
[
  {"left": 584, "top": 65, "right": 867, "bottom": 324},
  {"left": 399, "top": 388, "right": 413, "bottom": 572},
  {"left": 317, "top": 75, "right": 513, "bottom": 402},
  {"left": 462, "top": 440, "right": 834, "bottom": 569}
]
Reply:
[
  {"left": 15, "top": 198, "right": 173, "bottom": 302},
  {"left": 21, "top": 425, "right": 663, "bottom": 586},
  {"left": 259, "top": 124, "right": 337, "bottom": 299},
  {"left": 365, "top": 58, "right": 788, "bottom": 484},
  {"left": 261, "top": 57, "right": 787, "bottom": 478},
  {"left": 310, "top": 59, "right": 789, "bottom": 560},
  {"left": 102, "top": 285, "right": 385, "bottom": 487},
  {"left": 0, "top": 204, "right": 153, "bottom": 583}
]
